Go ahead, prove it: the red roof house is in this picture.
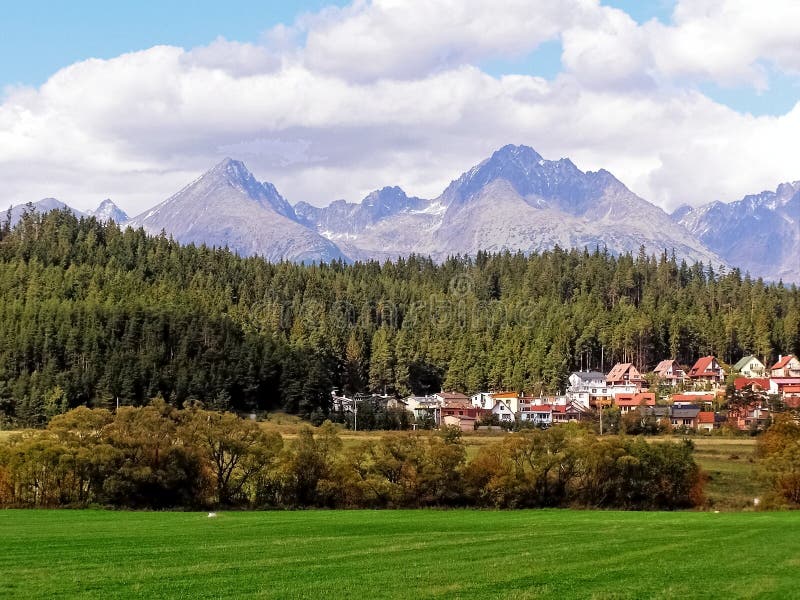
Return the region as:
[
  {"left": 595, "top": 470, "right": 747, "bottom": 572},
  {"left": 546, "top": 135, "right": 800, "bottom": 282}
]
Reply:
[
  {"left": 771, "top": 355, "right": 800, "bottom": 378},
  {"left": 782, "top": 385, "right": 800, "bottom": 409},
  {"left": 687, "top": 356, "right": 725, "bottom": 384}
]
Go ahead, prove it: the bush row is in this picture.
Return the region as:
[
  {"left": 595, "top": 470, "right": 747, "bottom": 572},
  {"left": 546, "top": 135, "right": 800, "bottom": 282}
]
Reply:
[{"left": 0, "top": 403, "right": 704, "bottom": 510}]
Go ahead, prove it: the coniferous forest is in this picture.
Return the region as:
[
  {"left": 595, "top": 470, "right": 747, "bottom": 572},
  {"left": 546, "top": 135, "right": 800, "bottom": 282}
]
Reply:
[{"left": 0, "top": 209, "right": 798, "bottom": 426}]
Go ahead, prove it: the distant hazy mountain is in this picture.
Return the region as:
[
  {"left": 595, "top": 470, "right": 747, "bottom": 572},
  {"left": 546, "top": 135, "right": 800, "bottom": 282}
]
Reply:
[
  {"left": 675, "top": 181, "right": 800, "bottom": 282},
  {"left": 88, "top": 199, "right": 129, "bottom": 224},
  {"left": 6, "top": 198, "right": 85, "bottom": 227},
  {"left": 298, "top": 144, "right": 724, "bottom": 266},
  {"left": 127, "top": 158, "right": 347, "bottom": 263}
]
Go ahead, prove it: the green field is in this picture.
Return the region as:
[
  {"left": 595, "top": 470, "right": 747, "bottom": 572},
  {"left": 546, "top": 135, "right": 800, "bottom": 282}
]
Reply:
[{"left": 1, "top": 510, "right": 798, "bottom": 599}]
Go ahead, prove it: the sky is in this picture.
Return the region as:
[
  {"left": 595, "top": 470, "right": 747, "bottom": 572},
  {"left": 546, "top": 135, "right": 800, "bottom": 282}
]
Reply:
[{"left": 0, "top": 0, "right": 798, "bottom": 215}]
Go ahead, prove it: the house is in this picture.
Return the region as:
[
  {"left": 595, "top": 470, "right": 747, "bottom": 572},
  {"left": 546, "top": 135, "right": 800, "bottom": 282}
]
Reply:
[
  {"left": 732, "top": 355, "right": 766, "bottom": 378},
  {"left": 523, "top": 405, "right": 553, "bottom": 426},
  {"left": 606, "top": 363, "right": 645, "bottom": 390},
  {"left": 331, "top": 391, "right": 356, "bottom": 414},
  {"left": 769, "top": 378, "right": 800, "bottom": 395},
  {"left": 442, "top": 414, "right": 477, "bottom": 432},
  {"left": 727, "top": 403, "right": 771, "bottom": 431},
  {"left": 770, "top": 355, "right": 800, "bottom": 378},
  {"left": 490, "top": 391, "right": 526, "bottom": 414},
  {"left": 404, "top": 395, "right": 442, "bottom": 425},
  {"left": 733, "top": 378, "right": 770, "bottom": 393},
  {"left": 491, "top": 400, "right": 516, "bottom": 423},
  {"left": 471, "top": 392, "right": 495, "bottom": 410},
  {"left": 697, "top": 411, "right": 725, "bottom": 431},
  {"left": 614, "top": 392, "right": 656, "bottom": 414},
  {"left": 781, "top": 385, "right": 800, "bottom": 410},
  {"left": 552, "top": 402, "right": 587, "bottom": 423},
  {"left": 687, "top": 356, "right": 725, "bottom": 385},
  {"left": 653, "top": 359, "right": 686, "bottom": 386},
  {"left": 386, "top": 397, "right": 407, "bottom": 411},
  {"left": 670, "top": 405, "right": 701, "bottom": 429},
  {"left": 441, "top": 399, "right": 482, "bottom": 420},
  {"left": 567, "top": 371, "right": 610, "bottom": 409}
]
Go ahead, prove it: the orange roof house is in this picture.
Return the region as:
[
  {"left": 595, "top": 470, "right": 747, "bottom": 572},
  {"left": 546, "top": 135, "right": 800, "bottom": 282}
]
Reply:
[
  {"left": 606, "top": 363, "right": 644, "bottom": 387},
  {"left": 614, "top": 392, "right": 656, "bottom": 413}
]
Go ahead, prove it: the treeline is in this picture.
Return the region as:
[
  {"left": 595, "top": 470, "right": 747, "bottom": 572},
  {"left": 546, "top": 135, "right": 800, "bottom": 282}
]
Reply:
[
  {"left": 0, "top": 209, "right": 798, "bottom": 423},
  {"left": 0, "top": 404, "right": 703, "bottom": 510}
]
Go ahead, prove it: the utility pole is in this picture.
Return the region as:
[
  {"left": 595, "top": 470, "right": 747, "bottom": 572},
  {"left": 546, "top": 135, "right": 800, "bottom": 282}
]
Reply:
[{"left": 599, "top": 398, "right": 606, "bottom": 435}]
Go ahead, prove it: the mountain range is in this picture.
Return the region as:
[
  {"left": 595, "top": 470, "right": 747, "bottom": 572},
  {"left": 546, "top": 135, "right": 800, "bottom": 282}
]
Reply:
[
  {"left": 673, "top": 181, "right": 799, "bottom": 283},
  {"left": 6, "top": 145, "right": 798, "bottom": 282}
]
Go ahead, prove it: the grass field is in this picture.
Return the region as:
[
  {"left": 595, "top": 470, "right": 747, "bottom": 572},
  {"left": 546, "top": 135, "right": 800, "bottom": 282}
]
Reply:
[{"left": 1, "top": 509, "right": 798, "bottom": 599}]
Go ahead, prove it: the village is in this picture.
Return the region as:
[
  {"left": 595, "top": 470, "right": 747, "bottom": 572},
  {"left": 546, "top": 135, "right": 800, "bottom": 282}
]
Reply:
[{"left": 332, "top": 354, "right": 800, "bottom": 433}]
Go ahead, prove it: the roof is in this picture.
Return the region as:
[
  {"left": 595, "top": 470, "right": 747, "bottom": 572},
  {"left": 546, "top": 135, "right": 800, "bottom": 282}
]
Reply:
[
  {"left": 698, "top": 411, "right": 716, "bottom": 423},
  {"left": 688, "top": 356, "right": 719, "bottom": 377},
  {"left": 606, "top": 363, "right": 638, "bottom": 381},
  {"left": 615, "top": 393, "right": 656, "bottom": 407},
  {"left": 491, "top": 391, "right": 520, "bottom": 399},
  {"left": 733, "top": 355, "right": 761, "bottom": 371},
  {"left": 571, "top": 371, "right": 606, "bottom": 381},
  {"left": 734, "top": 377, "right": 770, "bottom": 391},
  {"left": 771, "top": 355, "right": 797, "bottom": 370},
  {"left": 435, "top": 391, "right": 469, "bottom": 401},
  {"left": 529, "top": 405, "right": 552, "bottom": 412},
  {"left": 671, "top": 393, "right": 714, "bottom": 403},
  {"left": 654, "top": 359, "right": 677, "bottom": 374},
  {"left": 553, "top": 403, "right": 586, "bottom": 413},
  {"left": 672, "top": 407, "right": 701, "bottom": 418},
  {"left": 443, "top": 400, "right": 474, "bottom": 409}
]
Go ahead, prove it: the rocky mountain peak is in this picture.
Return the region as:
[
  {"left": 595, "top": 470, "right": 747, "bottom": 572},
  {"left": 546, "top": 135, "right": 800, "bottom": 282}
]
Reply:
[
  {"left": 194, "top": 157, "right": 295, "bottom": 220},
  {"left": 90, "top": 199, "right": 129, "bottom": 223}
]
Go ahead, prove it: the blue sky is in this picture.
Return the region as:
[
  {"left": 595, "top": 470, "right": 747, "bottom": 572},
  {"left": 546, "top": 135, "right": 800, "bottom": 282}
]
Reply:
[
  {"left": 1, "top": 1, "right": 343, "bottom": 86},
  {"left": 0, "top": 0, "right": 796, "bottom": 213}
]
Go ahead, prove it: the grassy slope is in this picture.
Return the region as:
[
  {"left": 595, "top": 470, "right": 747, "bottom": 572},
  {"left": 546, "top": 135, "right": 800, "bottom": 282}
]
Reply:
[{"left": 1, "top": 510, "right": 798, "bottom": 599}]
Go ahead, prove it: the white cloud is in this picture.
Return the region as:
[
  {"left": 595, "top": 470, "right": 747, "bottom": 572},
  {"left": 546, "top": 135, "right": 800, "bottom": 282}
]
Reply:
[
  {"left": 299, "top": 0, "right": 591, "bottom": 81},
  {"left": 0, "top": 0, "right": 797, "bottom": 217}
]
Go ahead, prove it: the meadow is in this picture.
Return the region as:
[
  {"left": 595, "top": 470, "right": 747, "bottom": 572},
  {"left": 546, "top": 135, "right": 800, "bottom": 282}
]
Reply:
[{"left": 1, "top": 509, "right": 798, "bottom": 599}]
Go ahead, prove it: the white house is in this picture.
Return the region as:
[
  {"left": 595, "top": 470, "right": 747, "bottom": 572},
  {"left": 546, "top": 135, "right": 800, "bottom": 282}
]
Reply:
[
  {"left": 567, "top": 371, "right": 610, "bottom": 409},
  {"left": 471, "top": 392, "right": 494, "bottom": 410},
  {"left": 491, "top": 400, "right": 516, "bottom": 423},
  {"left": 732, "top": 355, "right": 766, "bottom": 378}
]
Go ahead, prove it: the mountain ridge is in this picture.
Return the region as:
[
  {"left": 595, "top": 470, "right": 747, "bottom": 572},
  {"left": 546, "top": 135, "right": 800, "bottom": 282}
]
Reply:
[{"left": 675, "top": 181, "right": 799, "bottom": 282}]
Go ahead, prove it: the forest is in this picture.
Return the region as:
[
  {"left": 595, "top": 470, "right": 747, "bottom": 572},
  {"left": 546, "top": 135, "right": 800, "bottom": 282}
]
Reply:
[{"left": 0, "top": 208, "right": 798, "bottom": 425}]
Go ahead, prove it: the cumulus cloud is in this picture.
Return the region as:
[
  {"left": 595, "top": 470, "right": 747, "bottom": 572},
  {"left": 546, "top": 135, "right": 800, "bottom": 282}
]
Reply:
[{"left": 0, "top": 0, "right": 797, "bottom": 216}]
